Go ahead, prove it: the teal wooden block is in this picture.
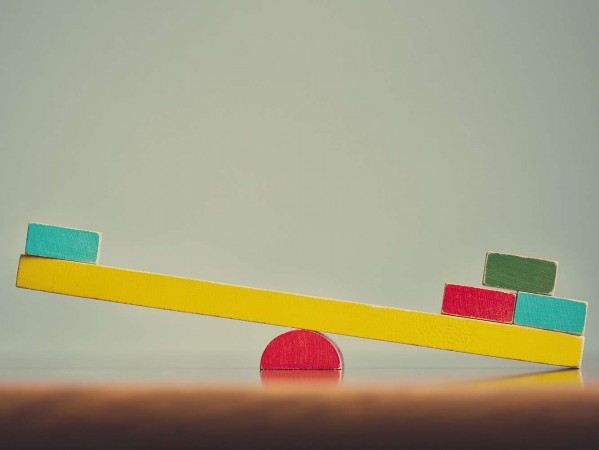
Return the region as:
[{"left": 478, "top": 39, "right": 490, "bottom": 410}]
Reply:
[
  {"left": 25, "top": 223, "right": 101, "bottom": 263},
  {"left": 514, "top": 292, "right": 587, "bottom": 335}
]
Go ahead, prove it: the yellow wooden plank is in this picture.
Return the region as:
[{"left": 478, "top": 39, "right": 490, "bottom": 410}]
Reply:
[{"left": 16, "top": 255, "right": 584, "bottom": 367}]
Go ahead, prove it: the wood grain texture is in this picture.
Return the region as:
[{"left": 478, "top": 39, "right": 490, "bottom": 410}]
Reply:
[
  {"left": 1, "top": 384, "right": 598, "bottom": 450},
  {"left": 260, "top": 369, "right": 343, "bottom": 385},
  {"left": 441, "top": 284, "right": 516, "bottom": 323},
  {"left": 25, "top": 223, "right": 101, "bottom": 264},
  {"left": 16, "top": 255, "right": 584, "bottom": 367},
  {"left": 260, "top": 330, "right": 343, "bottom": 370},
  {"left": 483, "top": 252, "right": 557, "bottom": 295},
  {"left": 515, "top": 293, "right": 587, "bottom": 335}
]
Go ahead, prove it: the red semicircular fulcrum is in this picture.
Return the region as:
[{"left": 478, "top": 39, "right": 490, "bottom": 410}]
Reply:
[{"left": 260, "top": 329, "right": 343, "bottom": 370}]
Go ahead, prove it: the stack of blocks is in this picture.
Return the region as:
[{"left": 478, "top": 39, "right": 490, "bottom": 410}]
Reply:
[{"left": 442, "top": 252, "right": 587, "bottom": 336}]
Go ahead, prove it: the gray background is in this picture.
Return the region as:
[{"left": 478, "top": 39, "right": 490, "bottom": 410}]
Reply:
[{"left": 1, "top": 0, "right": 598, "bottom": 372}]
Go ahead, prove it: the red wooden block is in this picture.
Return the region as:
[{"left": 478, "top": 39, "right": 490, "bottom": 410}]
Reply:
[
  {"left": 441, "top": 284, "right": 516, "bottom": 323},
  {"left": 260, "top": 329, "right": 343, "bottom": 370}
]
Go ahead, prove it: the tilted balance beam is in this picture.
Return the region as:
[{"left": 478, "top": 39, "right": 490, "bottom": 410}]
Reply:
[{"left": 16, "top": 255, "right": 583, "bottom": 367}]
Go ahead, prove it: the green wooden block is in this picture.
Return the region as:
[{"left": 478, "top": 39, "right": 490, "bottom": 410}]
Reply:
[
  {"left": 483, "top": 252, "right": 557, "bottom": 295},
  {"left": 515, "top": 293, "right": 587, "bottom": 335}
]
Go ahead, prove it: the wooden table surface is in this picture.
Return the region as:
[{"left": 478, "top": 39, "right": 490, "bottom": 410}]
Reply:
[{"left": 2, "top": 367, "right": 598, "bottom": 449}]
